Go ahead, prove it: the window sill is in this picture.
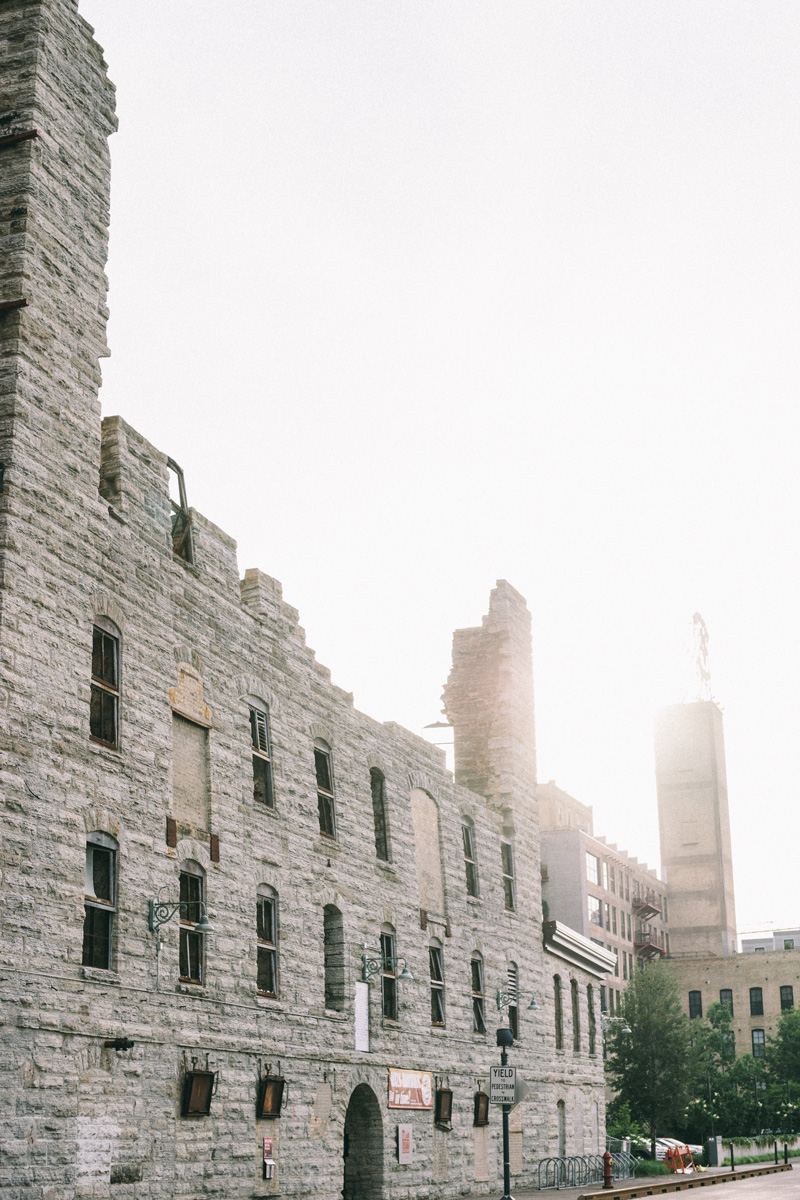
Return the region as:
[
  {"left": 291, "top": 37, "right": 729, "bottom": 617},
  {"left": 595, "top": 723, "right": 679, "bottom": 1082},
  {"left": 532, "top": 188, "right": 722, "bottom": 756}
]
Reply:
[
  {"left": 256, "top": 994, "right": 285, "bottom": 1011},
  {"left": 313, "top": 837, "right": 340, "bottom": 854},
  {"left": 323, "top": 1008, "right": 348, "bottom": 1021},
  {"left": 176, "top": 981, "right": 207, "bottom": 996},
  {"left": 467, "top": 895, "right": 482, "bottom": 904},
  {"left": 88, "top": 740, "right": 123, "bottom": 761},
  {"left": 375, "top": 859, "right": 397, "bottom": 874},
  {"left": 82, "top": 966, "right": 121, "bottom": 985}
]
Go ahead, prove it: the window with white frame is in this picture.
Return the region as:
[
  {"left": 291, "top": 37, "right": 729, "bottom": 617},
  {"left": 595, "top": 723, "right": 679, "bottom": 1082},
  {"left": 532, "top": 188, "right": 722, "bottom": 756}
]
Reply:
[
  {"left": 314, "top": 740, "right": 336, "bottom": 838},
  {"left": 429, "top": 941, "right": 445, "bottom": 1026},
  {"left": 249, "top": 702, "right": 274, "bottom": 807},
  {"left": 179, "top": 860, "right": 206, "bottom": 984},
  {"left": 256, "top": 886, "right": 278, "bottom": 996},
  {"left": 586, "top": 853, "right": 600, "bottom": 886},
  {"left": 82, "top": 832, "right": 117, "bottom": 969}
]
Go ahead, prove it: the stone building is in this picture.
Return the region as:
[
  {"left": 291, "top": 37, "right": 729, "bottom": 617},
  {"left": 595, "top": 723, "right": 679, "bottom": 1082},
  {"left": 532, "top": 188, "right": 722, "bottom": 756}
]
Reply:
[
  {"left": 539, "top": 782, "right": 669, "bottom": 1015},
  {"left": 0, "top": 3, "right": 613, "bottom": 1198}
]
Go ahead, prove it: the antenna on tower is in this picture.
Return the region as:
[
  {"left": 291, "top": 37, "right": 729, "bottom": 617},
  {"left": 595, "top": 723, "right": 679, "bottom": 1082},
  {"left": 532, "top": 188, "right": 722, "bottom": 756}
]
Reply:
[{"left": 688, "top": 612, "right": 713, "bottom": 702}]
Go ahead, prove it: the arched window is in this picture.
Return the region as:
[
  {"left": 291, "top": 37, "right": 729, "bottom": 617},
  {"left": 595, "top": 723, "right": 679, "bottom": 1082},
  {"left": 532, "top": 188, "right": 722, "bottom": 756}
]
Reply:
[
  {"left": 507, "top": 962, "right": 519, "bottom": 1040},
  {"left": 587, "top": 985, "right": 597, "bottom": 1055},
  {"left": 257, "top": 885, "right": 278, "bottom": 997},
  {"left": 370, "top": 769, "right": 390, "bottom": 861},
  {"left": 315, "top": 739, "right": 336, "bottom": 838},
  {"left": 557, "top": 1099, "right": 566, "bottom": 1156},
  {"left": 249, "top": 701, "right": 274, "bottom": 807},
  {"left": 571, "top": 978, "right": 580, "bottom": 1051},
  {"left": 471, "top": 951, "right": 486, "bottom": 1034},
  {"left": 501, "top": 813, "right": 516, "bottom": 911},
  {"left": 323, "top": 905, "right": 344, "bottom": 1011},
  {"left": 462, "top": 817, "right": 479, "bottom": 897},
  {"left": 381, "top": 924, "right": 398, "bottom": 1021},
  {"left": 179, "top": 860, "right": 205, "bottom": 984},
  {"left": 90, "top": 618, "right": 120, "bottom": 749},
  {"left": 554, "top": 975, "right": 563, "bottom": 1049},
  {"left": 429, "top": 939, "right": 445, "bottom": 1026},
  {"left": 82, "top": 831, "right": 117, "bottom": 969}
]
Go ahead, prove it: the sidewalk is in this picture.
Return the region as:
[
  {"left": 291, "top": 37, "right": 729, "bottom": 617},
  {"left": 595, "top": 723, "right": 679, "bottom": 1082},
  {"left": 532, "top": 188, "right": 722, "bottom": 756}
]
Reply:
[{"left": 457, "top": 1164, "right": 792, "bottom": 1200}]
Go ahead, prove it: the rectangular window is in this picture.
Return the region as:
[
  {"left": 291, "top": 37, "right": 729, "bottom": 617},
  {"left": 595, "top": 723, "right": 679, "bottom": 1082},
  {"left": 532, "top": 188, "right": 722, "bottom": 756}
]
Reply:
[
  {"left": 588, "top": 895, "right": 602, "bottom": 926},
  {"left": 501, "top": 841, "right": 516, "bottom": 911},
  {"left": 750, "top": 987, "right": 764, "bottom": 1016},
  {"left": 605, "top": 902, "right": 611, "bottom": 931},
  {"left": 315, "top": 744, "right": 336, "bottom": 838},
  {"left": 613, "top": 948, "right": 619, "bottom": 977},
  {"left": 370, "top": 770, "right": 390, "bottom": 861},
  {"left": 462, "top": 821, "right": 479, "bottom": 897},
  {"left": 752, "top": 1028, "right": 765, "bottom": 1058},
  {"left": 625, "top": 875, "right": 630, "bottom": 902},
  {"left": 600, "top": 984, "right": 607, "bottom": 1014},
  {"left": 82, "top": 838, "right": 116, "bottom": 969},
  {"left": 622, "top": 950, "right": 628, "bottom": 980},
  {"left": 612, "top": 906, "right": 617, "bottom": 935},
  {"left": 381, "top": 931, "right": 398, "bottom": 1021},
  {"left": 430, "top": 945, "right": 445, "bottom": 1026},
  {"left": 780, "top": 985, "right": 794, "bottom": 1011},
  {"left": 554, "top": 976, "right": 563, "bottom": 1048},
  {"left": 179, "top": 870, "right": 204, "bottom": 984},
  {"left": 688, "top": 990, "right": 702, "bottom": 1019},
  {"left": 257, "top": 893, "right": 277, "bottom": 997},
  {"left": 586, "top": 853, "right": 600, "bottom": 886},
  {"left": 90, "top": 624, "right": 119, "bottom": 749},
  {"left": 784, "top": 939, "right": 795, "bottom": 950},
  {"left": 626, "top": 912, "right": 632, "bottom": 941},
  {"left": 602, "top": 861, "right": 609, "bottom": 890},
  {"left": 719, "top": 988, "right": 733, "bottom": 1014},
  {"left": 250, "top": 706, "right": 274, "bottom": 807},
  {"left": 571, "top": 979, "right": 580, "bottom": 1051},
  {"left": 609, "top": 865, "right": 616, "bottom": 894},
  {"left": 587, "top": 985, "right": 596, "bottom": 1054},
  {"left": 507, "top": 964, "right": 519, "bottom": 1040}
]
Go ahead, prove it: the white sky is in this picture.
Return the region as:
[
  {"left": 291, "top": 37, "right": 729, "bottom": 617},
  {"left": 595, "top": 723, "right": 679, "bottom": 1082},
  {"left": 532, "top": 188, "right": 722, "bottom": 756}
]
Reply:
[{"left": 78, "top": 1, "right": 800, "bottom": 937}]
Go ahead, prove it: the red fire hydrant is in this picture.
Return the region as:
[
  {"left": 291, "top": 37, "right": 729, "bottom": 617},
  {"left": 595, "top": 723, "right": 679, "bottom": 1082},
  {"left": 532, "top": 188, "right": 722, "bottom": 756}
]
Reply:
[{"left": 603, "top": 1150, "right": 614, "bottom": 1189}]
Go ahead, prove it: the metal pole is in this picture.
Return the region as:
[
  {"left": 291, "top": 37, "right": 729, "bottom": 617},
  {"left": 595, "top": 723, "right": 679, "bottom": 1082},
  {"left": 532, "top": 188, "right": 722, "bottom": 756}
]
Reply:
[{"left": 500, "top": 1042, "right": 513, "bottom": 1200}]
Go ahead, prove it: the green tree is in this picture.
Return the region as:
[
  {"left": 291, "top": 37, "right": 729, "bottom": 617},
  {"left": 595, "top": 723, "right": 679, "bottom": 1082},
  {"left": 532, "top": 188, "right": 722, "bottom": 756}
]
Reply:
[{"left": 606, "top": 960, "right": 692, "bottom": 1157}]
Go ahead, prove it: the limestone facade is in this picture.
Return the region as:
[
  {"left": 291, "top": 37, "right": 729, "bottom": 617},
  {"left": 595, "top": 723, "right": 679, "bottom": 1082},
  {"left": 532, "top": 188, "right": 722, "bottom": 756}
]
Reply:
[{"left": 0, "top": 4, "right": 611, "bottom": 1198}]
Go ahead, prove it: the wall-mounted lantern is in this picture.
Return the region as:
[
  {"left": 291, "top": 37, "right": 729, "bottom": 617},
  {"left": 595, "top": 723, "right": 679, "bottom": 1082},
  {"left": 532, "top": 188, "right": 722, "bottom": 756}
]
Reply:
[
  {"left": 258, "top": 1074, "right": 286, "bottom": 1119},
  {"left": 435, "top": 1087, "right": 453, "bottom": 1131},
  {"left": 182, "top": 1070, "right": 217, "bottom": 1117},
  {"left": 473, "top": 1090, "right": 490, "bottom": 1127}
]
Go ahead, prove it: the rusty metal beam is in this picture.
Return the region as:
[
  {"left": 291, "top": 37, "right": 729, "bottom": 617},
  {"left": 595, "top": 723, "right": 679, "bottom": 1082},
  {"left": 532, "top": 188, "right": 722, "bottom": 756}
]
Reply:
[{"left": 0, "top": 129, "right": 39, "bottom": 150}]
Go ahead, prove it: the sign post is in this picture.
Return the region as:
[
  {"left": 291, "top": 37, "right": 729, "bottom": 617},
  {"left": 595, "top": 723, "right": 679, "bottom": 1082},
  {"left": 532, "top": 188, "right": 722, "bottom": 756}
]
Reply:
[{"left": 495, "top": 1028, "right": 516, "bottom": 1200}]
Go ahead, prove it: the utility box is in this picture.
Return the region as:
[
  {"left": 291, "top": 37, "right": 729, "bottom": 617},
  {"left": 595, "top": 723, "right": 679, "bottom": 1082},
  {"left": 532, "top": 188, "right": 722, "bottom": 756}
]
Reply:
[{"left": 706, "top": 1136, "right": 722, "bottom": 1166}]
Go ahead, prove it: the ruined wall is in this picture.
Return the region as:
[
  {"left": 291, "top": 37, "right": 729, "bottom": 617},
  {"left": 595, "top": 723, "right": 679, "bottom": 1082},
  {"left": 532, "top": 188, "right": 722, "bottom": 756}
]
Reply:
[{"left": 0, "top": 4, "right": 608, "bottom": 1199}]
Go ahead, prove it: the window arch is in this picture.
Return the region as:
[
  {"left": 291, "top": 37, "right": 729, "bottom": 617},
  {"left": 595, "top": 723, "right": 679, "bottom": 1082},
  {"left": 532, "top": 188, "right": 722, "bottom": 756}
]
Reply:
[
  {"left": 370, "top": 769, "right": 390, "bottom": 861},
  {"left": 554, "top": 975, "right": 564, "bottom": 1049},
  {"left": 315, "top": 740, "right": 336, "bottom": 838},
  {"left": 381, "top": 924, "right": 398, "bottom": 1021},
  {"left": 471, "top": 951, "right": 486, "bottom": 1034},
  {"left": 507, "top": 961, "right": 519, "bottom": 1040},
  {"left": 90, "top": 618, "right": 120, "bottom": 749},
  {"left": 462, "top": 816, "right": 479, "bottom": 897},
  {"left": 257, "top": 885, "right": 278, "bottom": 997},
  {"left": 179, "top": 860, "right": 206, "bottom": 984},
  {"left": 571, "top": 978, "right": 580, "bottom": 1051},
  {"left": 429, "top": 938, "right": 445, "bottom": 1026},
  {"left": 249, "top": 700, "right": 274, "bottom": 808},
  {"left": 82, "top": 831, "right": 117, "bottom": 969},
  {"left": 323, "top": 905, "right": 344, "bottom": 1011}
]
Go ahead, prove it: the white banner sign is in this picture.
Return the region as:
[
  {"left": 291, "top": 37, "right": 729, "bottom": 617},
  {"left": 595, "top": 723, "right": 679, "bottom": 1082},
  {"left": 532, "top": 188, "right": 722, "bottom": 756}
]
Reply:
[{"left": 355, "top": 981, "right": 369, "bottom": 1052}]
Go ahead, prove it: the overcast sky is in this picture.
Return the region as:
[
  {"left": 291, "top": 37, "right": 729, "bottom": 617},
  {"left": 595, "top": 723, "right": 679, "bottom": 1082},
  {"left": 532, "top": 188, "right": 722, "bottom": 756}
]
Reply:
[{"left": 78, "top": 0, "right": 800, "bottom": 938}]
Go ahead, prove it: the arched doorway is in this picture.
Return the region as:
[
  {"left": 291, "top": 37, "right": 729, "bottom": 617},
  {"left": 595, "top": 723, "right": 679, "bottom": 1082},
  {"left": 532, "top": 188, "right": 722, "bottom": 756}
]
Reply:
[{"left": 343, "top": 1083, "right": 383, "bottom": 1200}]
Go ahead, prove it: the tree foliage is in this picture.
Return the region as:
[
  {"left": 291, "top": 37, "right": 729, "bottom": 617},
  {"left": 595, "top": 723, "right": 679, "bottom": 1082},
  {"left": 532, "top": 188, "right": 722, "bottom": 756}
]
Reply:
[{"left": 605, "top": 960, "right": 691, "bottom": 1155}]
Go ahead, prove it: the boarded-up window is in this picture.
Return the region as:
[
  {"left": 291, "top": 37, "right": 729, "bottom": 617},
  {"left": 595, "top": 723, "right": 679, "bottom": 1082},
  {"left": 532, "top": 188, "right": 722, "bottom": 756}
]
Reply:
[
  {"left": 410, "top": 788, "right": 445, "bottom": 915},
  {"left": 172, "top": 713, "right": 210, "bottom": 830},
  {"left": 323, "top": 905, "right": 345, "bottom": 1011}
]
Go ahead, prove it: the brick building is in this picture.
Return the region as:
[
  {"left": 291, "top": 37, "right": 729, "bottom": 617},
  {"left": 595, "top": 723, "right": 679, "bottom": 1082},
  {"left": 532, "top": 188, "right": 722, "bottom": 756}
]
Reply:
[
  {"left": 539, "top": 782, "right": 669, "bottom": 1015},
  {"left": 0, "top": 3, "right": 613, "bottom": 1198}
]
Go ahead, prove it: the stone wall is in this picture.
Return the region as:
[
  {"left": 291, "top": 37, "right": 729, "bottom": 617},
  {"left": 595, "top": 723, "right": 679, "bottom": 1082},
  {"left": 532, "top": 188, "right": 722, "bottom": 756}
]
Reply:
[{"left": 0, "top": 4, "right": 609, "bottom": 1198}]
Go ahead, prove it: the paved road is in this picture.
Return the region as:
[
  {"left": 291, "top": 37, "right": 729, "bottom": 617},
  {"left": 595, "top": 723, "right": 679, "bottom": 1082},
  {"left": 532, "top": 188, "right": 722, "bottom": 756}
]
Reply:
[{"left": 459, "top": 1165, "right": 799, "bottom": 1200}]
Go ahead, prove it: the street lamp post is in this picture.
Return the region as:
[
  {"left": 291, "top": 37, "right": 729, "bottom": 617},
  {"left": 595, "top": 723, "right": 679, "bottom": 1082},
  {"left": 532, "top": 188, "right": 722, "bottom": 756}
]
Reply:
[{"left": 497, "top": 1027, "right": 515, "bottom": 1200}]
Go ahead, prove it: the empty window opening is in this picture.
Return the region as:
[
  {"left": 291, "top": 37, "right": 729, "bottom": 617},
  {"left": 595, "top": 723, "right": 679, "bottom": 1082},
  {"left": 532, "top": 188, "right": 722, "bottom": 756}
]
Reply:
[
  {"left": 167, "top": 457, "right": 194, "bottom": 563},
  {"left": 370, "top": 769, "right": 390, "bottom": 861},
  {"left": 471, "top": 951, "right": 486, "bottom": 1034},
  {"left": 179, "top": 861, "right": 205, "bottom": 984},
  {"left": 82, "top": 832, "right": 117, "bottom": 969},
  {"left": 381, "top": 926, "right": 398, "bottom": 1021},
  {"left": 90, "top": 620, "right": 120, "bottom": 749},
  {"left": 429, "top": 942, "right": 445, "bottom": 1027},
  {"left": 315, "top": 740, "right": 336, "bottom": 838},
  {"left": 257, "top": 887, "right": 278, "bottom": 997},
  {"left": 323, "top": 905, "right": 345, "bottom": 1011},
  {"left": 250, "top": 703, "right": 274, "bottom": 807}
]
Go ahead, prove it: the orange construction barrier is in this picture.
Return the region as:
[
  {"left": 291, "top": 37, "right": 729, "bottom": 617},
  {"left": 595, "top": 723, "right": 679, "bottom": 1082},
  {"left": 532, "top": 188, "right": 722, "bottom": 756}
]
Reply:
[{"left": 664, "top": 1145, "right": 696, "bottom": 1174}]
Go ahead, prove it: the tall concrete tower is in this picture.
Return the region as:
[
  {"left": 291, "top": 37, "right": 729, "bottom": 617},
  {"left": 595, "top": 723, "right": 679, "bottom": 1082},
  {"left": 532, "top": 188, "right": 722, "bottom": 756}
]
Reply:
[{"left": 654, "top": 701, "right": 737, "bottom": 957}]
